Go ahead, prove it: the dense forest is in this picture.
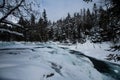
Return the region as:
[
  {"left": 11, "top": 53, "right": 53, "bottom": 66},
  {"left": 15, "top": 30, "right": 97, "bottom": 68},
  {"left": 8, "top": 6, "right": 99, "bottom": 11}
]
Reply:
[{"left": 0, "top": 0, "right": 120, "bottom": 50}]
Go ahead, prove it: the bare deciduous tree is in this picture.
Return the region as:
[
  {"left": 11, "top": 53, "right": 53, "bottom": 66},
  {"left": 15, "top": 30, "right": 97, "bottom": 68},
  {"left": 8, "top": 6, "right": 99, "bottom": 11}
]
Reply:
[
  {"left": 0, "top": 0, "right": 40, "bottom": 26},
  {"left": 0, "top": 0, "right": 40, "bottom": 36}
]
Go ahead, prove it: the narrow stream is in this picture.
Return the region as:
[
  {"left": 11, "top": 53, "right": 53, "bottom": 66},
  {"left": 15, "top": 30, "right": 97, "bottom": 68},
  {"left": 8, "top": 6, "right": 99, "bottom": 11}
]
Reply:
[{"left": 69, "top": 50, "right": 120, "bottom": 80}]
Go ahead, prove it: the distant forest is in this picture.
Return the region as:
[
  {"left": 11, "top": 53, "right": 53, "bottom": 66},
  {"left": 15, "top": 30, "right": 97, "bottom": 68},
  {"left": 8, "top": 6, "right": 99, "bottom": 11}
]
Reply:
[{"left": 0, "top": 0, "right": 120, "bottom": 50}]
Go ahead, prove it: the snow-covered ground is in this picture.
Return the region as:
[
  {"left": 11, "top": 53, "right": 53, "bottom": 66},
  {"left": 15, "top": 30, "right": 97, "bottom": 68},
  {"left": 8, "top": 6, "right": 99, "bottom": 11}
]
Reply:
[
  {"left": 0, "top": 42, "right": 119, "bottom": 80},
  {"left": 57, "top": 41, "right": 120, "bottom": 64}
]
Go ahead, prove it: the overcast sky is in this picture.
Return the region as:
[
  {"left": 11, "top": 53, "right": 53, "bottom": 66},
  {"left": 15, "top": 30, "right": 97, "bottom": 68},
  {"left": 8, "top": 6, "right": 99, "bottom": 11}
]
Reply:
[
  {"left": 39, "top": 0, "right": 97, "bottom": 21},
  {"left": 0, "top": 0, "right": 99, "bottom": 22}
]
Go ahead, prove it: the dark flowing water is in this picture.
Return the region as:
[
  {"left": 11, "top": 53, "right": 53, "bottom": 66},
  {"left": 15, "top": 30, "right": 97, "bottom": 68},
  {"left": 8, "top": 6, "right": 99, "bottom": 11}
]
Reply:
[{"left": 69, "top": 50, "right": 120, "bottom": 80}]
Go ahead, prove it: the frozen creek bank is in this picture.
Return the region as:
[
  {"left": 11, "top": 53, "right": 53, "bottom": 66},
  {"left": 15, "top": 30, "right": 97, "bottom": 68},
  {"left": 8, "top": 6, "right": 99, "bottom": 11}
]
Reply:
[{"left": 0, "top": 42, "right": 120, "bottom": 80}]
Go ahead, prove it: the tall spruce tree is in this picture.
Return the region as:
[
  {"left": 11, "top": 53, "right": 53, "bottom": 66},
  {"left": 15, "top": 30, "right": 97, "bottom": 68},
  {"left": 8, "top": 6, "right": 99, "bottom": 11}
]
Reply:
[
  {"left": 30, "top": 14, "right": 36, "bottom": 26},
  {"left": 42, "top": 9, "right": 48, "bottom": 41}
]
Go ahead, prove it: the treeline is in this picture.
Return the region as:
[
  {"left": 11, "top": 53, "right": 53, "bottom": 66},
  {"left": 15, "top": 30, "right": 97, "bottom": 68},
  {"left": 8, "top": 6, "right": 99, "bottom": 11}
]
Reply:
[
  {"left": 52, "top": 3, "right": 120, "bottom": 44},
  {"left": 0, "top": 2, "right": 120, "bottom": 47}
]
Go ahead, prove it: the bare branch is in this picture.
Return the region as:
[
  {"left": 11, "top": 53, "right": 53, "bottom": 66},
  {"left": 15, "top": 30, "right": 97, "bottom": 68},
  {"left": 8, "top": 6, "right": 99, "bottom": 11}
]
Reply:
[
  {"left": 0, "top": 0, "right": 24, "bottom": 23},
  {"left": 2, "top": 20, "right": 23, "bottom": 28},
  {"left": 0, "top": 28, "right": 23, "bottom": 37}
]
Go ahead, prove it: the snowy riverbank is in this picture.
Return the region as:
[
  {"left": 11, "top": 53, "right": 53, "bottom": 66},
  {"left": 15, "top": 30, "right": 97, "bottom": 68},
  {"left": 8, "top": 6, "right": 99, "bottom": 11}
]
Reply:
[
  {"left": 0, "top": 42, "right": 120, "bottom": 80},
  {"left": 57, "top": 41, "right": 120, "bottom": 64}
]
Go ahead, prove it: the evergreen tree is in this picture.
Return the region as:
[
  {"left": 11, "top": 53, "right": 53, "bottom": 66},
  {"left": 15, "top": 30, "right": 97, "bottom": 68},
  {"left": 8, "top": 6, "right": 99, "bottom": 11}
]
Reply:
[
  {"left": 30, "top": 14, "right": 36, "bottom": 26},
  {"left": 38, "top": 17, "right": 44, "bottom": 41},
  {"left": 83, "top": 0, "right": 120, "bottom": 50},
  {"left": 85, "top": 8, "right": 92, "bottom": 34},
  {"left": 42, "top": 9, "right": 48, "bottom": 41}
]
